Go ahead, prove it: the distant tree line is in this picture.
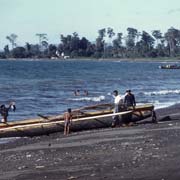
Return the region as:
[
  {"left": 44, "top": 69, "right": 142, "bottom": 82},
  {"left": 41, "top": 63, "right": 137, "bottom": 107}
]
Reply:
[{"left": 1, "top": 27, "right": 180, "bottom": 59}]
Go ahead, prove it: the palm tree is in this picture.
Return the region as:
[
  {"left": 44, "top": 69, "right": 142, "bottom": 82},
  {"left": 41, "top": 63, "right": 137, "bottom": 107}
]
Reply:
[
  {"left": 152, "top": 30, "right": 162, "bottom": 46},
  {"left": 36, "top": 33, "right": 48, "bottom": 46},
  {"left": 107, "top": 27, "right": 115, "bottom": 43},
  {"left": 164, "top": 27, "right": 179, "bottom": 57},
  {"left": 36, "top": 33, "right": 48, "bottom": 52},
  {"left": 6, "top": 34, "right": 18, "bottom": 49}
]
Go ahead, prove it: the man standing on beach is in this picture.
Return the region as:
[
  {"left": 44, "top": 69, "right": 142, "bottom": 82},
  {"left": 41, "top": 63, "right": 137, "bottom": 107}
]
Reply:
[
  {"left": 123, "top": 90, "right": 136, "bottom": 125},
  {"left": 112, "top": 90, "right": 124, "bottom": 127},
  {"left": 64, "top": 108, "right": 73, "bottom": 135},
  {"left": 124, "top": 90, "right": 136, "bottom": 109}
]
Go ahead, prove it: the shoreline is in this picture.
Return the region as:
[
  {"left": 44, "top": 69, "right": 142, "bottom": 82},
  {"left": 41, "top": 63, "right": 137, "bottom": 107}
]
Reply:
[
  {"left": 1, "top": 57, "right": 180, "bottom": 62},
  {"left": 1, "top": 104, "right": 180, "bottom": 179}
]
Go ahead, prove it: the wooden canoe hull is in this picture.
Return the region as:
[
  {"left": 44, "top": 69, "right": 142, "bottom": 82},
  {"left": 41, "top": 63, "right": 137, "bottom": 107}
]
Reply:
[
  {"left": 0, "top": 104, "right": 155, "bottom": 138},
  {"left": 0, "top": 112, "right": 130, "bottom": 138}
]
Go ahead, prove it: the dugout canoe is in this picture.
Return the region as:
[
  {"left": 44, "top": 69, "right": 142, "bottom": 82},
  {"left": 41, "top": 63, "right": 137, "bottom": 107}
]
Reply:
[{"left": 0, "top": 104, "right": 155, "bottom": 138}]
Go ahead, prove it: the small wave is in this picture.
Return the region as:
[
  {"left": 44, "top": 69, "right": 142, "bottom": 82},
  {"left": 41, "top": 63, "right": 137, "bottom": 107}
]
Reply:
[
  {"left": 138, "top": 100, "right": 178, "bottom": 110},
  {"left": 107, "top": 92, "right": 112, "bottom": 96},
  {"left": 71, "top": 95, "right": 105, "bottom": 102},
  {"left": 113, "top": 60, "right": 123, "bottom": 63},
  {"left": 144, "top": 90, "right": 180, "bottom": 96},
  {"left": 146, "top": 99, "right": 180, "bottom": 110},
  {"left": 154, "top": 102, "right": 176, "bottom": 110}
]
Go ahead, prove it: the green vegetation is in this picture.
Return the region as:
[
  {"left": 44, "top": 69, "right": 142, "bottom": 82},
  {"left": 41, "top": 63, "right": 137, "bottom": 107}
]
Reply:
[{"left": 1, "top": 27, "right": 180, "bottom": 59}]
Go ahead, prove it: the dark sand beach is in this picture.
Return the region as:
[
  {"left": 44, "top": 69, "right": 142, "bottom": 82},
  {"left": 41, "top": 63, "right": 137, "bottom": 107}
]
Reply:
[{"left": 1, "top": 104, "right": 180, "bottom": 180}]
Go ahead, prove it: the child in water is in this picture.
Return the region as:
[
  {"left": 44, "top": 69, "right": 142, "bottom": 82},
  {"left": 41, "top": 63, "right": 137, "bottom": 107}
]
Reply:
[
  {"left": 74, "top": 90, "right": 80, "bottom": 96},
  {"left": 64, "top": 108, "right": 72, "bottom": 135}
]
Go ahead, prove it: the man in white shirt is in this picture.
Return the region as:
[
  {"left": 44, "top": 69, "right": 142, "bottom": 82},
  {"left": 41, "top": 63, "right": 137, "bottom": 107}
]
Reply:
[{"left": 112, "top": 90, "right": 124, "bottom": 127}]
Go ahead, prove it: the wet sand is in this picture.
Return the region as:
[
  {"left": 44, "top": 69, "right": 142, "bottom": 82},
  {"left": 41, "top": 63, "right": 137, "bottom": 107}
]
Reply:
[{"left": 1, "top": 104, "right": 180, "bottom": 180}]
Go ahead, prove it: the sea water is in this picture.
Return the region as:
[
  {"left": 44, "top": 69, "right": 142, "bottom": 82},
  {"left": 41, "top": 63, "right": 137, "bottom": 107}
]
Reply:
[{"left": 0, "top": 59, "right": 180, "bottom": 121}]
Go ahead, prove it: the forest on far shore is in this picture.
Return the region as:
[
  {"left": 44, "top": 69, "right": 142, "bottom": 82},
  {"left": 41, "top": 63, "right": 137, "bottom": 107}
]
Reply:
[{"left": 1, "top": 27, "right": 180, "bottom": 59}]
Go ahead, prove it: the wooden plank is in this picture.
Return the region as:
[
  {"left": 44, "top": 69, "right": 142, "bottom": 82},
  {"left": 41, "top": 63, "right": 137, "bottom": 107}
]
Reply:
[{"left": 73, "top": 111, "right": 132, "bottom": 122}]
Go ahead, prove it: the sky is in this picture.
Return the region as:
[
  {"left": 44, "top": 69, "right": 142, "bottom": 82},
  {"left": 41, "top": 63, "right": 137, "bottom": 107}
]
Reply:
[{"left": 0, "top": 0, "right": 180, "bottom": 49}]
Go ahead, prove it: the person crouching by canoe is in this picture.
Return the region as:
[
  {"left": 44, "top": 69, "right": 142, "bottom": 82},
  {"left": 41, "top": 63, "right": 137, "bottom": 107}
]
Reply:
[
  {"left": 64, "top": 108, "right": 73, "bottom": 135},
  {"left": 112, "top": 90, "right": 124, "bottom": 127},
  {"left": 0, "top": 102, "right": 16, "bottom": 123}
]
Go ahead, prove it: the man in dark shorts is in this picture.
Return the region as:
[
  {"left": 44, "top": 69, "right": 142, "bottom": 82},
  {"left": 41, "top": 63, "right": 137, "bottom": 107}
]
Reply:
[{"left": 64, "top": 108, "right": 73, "bottom": 135}]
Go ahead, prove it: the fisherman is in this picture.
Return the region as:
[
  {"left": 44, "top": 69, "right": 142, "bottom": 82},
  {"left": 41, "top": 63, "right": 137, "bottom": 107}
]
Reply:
[
  {"left": 124, "top": 89, "right": 136, "bottom": 109},
  {"left": 112, "top": 90, "right": 124, "bottom": 127},
  {"left": 0, "top": 102, "right": 16, "bottom": 123},
  {"left": 64, "top": 108, "right": 73, "bottom": 135}
]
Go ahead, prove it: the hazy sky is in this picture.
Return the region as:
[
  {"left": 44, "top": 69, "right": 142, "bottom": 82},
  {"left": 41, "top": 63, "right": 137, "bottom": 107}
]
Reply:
[{"left": 0, "top": 0, "right": 180, "bottom": 49}]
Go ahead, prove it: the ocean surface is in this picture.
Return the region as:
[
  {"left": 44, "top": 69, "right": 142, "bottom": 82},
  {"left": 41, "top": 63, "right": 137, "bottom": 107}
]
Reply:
[{"left": 0, "top": 59, "right": 180, "bottom": 121}]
